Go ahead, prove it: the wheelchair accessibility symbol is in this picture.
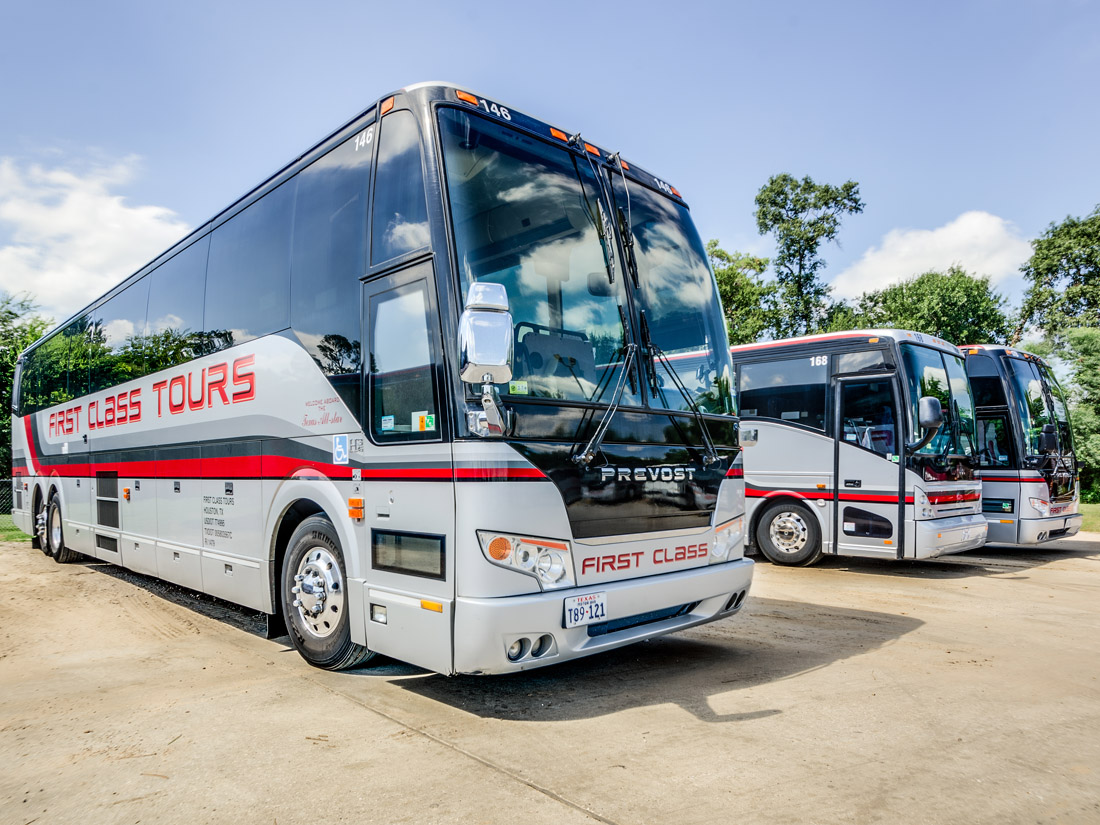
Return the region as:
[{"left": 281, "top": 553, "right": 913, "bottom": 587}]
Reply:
[{"left": 333, "top": 434, "right": 349, "bottom": 465}]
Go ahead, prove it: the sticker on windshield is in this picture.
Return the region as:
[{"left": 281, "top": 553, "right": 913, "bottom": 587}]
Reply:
[
  {"left": 412, "top": 411, "right": 436, "bottom": 432},
  {"left": 509, "top": 380, "right": 529, "bottom": 395},
  {"left": 381, "top": 415, "right": 395, "bottom": 431}
]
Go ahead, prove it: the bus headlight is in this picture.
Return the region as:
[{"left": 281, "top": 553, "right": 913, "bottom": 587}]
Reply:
[
  {"left": 915, "top": 489, "right": 934, "bottom": 519},
  {"left": 477, "top": 531, "right": 576, "bottom": 590},
  {"left": 1028, "top": 497, "right": 1051, "bottom": 518},
  {"left": 713, "top": 516, "right": 744, "bottom": 561}
]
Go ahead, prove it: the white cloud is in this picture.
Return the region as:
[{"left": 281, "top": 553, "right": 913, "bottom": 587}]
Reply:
[
  {"left": 830, "top": 211, "right": 1032, "bottom": 300},
  {"left": 0, "top": 155, "right": 190, "bottom": 323}
]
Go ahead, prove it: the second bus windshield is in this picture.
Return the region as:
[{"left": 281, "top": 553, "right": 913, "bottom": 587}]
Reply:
[{"left": 900, "top": 343, "right": 977, "bottom": 457}]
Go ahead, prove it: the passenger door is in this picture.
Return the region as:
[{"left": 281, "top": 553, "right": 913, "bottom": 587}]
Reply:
[
  {"left": 834, "top": 376, "right": 903, "bottom": 558},
  {"left": 358, "top": 261, "right": 455, "bottom": 674}
]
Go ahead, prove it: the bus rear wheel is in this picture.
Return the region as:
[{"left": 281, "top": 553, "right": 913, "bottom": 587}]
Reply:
[
  {"left": 47, "top": 493, "right": 80, "bottom": 564},
  {"left": 34, "top": 491, "right": 49, "bottom": 554},
  {"left": 756, "top": 501, "right": 823, "bottom": 566},
  {"left": 281, "top": 516, "right": 375, "bottom": 671}
]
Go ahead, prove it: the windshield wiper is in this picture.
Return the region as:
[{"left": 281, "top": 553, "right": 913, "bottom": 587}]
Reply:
[
  {"left": 645, "top": 337, "right": 720, "bottom": 466},
  {"left": 573, "top": 343, "right": 637, "bottom": 466}
]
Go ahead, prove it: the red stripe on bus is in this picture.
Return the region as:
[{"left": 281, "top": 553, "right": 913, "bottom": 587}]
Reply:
[{"left": 725, "top": 467, "right": 744, "bottom": 478}]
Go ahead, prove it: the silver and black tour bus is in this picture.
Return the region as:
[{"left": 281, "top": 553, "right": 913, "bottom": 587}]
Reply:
[
  {"left": 727, "top": 330, "right": 988, "bottom": 565},
  {"left": 11, "top": 83, "right": 751, "bottom": 674},
  {"left": 962, "top": 344, "right": 1083, "bottom": 544}
]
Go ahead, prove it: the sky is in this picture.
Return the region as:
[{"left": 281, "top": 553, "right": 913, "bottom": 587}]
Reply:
[{"left": 1, "top": 0, "right": 1098, "bottom": 326}]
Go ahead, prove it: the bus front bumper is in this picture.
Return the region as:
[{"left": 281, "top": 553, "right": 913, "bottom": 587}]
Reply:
[
  {"left": 913, "top": 513, "right": 988, "bottom": 559},
  {"left": 1017, "top": 513, "right": 1083, "bottom": 545},
  {"left": 452, "top": 558, "right": 754, "bottom": 675}
]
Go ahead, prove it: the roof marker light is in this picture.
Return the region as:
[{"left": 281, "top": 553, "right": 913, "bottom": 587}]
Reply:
[
  {"left": 456, "top": 90, "right": 479, "bottom": 105},
  {"left": 671, "top": 186, "right": 682, "bottom": 198},
  {"left": 550, "top": 127, "right": 568, "bottom": 141},
  {"left": 868, "top": 337, "right": 880, "bottom": 343},
  {"left": 380, "top": 96, "right": 395, "bottom": 115},
  {"left": 584, "top": 142, "right": 601, "bottom": 156},
  {"left": 621, "top": 160, "right": 630, "bottom": 170}
]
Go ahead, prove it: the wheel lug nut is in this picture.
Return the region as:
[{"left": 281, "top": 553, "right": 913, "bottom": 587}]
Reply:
[
  {"left": 291, "top": 586, "right": 300, "bottom": 594},
  {"left": 293, "top": 599, "right": 302, "bottom": 607}
]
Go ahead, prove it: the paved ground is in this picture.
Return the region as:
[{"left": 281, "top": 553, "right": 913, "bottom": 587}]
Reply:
[{"left": 1, "top": 532, "right": 1098, "bottom": 825}]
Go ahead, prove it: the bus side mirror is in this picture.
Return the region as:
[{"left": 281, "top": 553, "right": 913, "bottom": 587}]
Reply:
[
  {"left": 907, "top": 396, "right": 943, "bottom": 452},
  {"left": 1039, "top": 423, "right": 1058, "bottom": 454},
  {"left": 458, "top": 282, "right": 513, "bottom": 385},
  {"left": 918, "top": 396, "right": 943, "bottom": 431}
]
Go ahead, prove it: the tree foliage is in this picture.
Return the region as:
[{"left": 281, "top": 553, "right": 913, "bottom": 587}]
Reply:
[
  {"left": 706, "top": 240, "right": 776, "bottom": 345},
  {"left": 1, "top": 293, "right": 52, "bottom": 475},
  {"left": 845, "top": 266, "right": 1012, "bottom": 344},
  {"left": 1015, "top": 204, "right": 1100, "bottom": 343},
  {"left": 754, "top": 174, "right": 864, "bottom": 338}
]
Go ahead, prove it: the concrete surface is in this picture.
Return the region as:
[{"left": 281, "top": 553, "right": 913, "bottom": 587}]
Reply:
[{"left": 1, "top": 533, "right": 1098, "bottom": 825}]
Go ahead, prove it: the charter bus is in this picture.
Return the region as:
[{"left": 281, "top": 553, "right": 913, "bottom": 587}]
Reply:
[
  {"left": 962, "top": 344, "right": 1082, "bottom": 544},
  {"left": 10, "top": 82, "right": 752, "bottom": 674},
  {"left": 721, "top": 330, "right": 988, "bottom": 565}
]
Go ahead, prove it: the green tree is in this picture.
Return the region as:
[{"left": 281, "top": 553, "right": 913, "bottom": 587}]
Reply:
[
  {"left": 1, "top": 293, "right": 52, "bottom": 474},
  {"left": 1015, "top": 204, "right": 1100, "bottom": 343},
  {"left": 706, "top": 240, "right": 775, "bottom": 344},
  {"left": 754, "top": 174, "right": 864, "bottom": 337},
  {"left": 847, "top": 266, "right": 1011, "bottom": 344},
  {"left": 1064, "top": 328, "right": 1100, "bottom": 501}
]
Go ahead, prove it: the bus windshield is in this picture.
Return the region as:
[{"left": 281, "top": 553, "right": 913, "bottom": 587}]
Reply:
[
  {"left": 899, "top": 343, "right": 977, "bottom": 457},
  {"left": 608, "top": 174, "right": 733, "bottom": 414},
  {"left": 439, "top": 107, "right": 638, "bottom": 406},
  {"left": 1006, "top": 358, "right": 1074, "bottom": 455}
]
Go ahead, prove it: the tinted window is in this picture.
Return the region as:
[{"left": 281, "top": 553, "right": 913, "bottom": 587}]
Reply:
[
  {"left": 837, "top": 349, "right": 890, "bottom": 374},
  {"left": 292, "top": 131, "right": 371, "bottom": 423},
  {"left": 206, "top": 181, "right": 295, "bottom": 349},
  {"left": 966, "top": 354, "right": 1007, "bottom": 407},
  {"left": 977, "top": 415, "right": 1015, "bottom": 468},
  {"left": 368, "top": 280, "right": 438, "bottom": 442},
  {"left": 145, "top": 237, "right": 209, "bottom": 371},
  {"left": 90, "top": 278, "right": 149, "bottom": 392},
  {"left": 840, "top": 379, "right": 897, "bottom": 456},
  {"left": 64, "top": 316, "right": 93, "bottom": 399},
  {"left": 371, "top": 110, "right": 429, "bottom": 264},
  {"left": 739, "top": 357, "right": 827, "bottom": 431}
]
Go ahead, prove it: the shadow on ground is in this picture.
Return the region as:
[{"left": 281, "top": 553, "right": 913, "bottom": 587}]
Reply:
[{"left": 381, "top": 596, "right": 922, "bottom": 723}]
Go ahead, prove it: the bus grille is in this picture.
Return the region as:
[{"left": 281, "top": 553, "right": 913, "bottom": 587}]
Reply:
[{"left": 586, "top": 602, "right": 698, "bottom": 637}]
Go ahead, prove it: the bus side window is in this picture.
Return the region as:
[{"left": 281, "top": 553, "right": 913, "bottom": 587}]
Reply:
[
  {"left": 739, "top": 357, "right": 827, "bottom": 431},
  {"left": 370, "top": 109, "right": 429, "bottom": 265},
  {"left": 145, "top": 237, "right": 209, "bottom": 369},
  {"left": 291, "top": 128, "right": 372, "bottom": 424},
  {"left": 90, "top": 278, "right": 150, "bottom": 392},
  {"left": 367, "top": 279, "right": 439, "bottom": 443},
  {"left": 205, "top": 180, "right": 296, "bottom": 351}
]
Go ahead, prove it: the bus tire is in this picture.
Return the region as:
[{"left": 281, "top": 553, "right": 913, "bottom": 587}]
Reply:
[
  {"left": 47, "top": 493, "right": 80, "bottom": 564},
  {"left": 32, "top": 490, "right": 47, "bottom": 552},
  {"left": 756, "top": 501, "right": 823, "bottom": 566},
  {"left": 281, "top": 516, "right": 375, "bottom": 671}
]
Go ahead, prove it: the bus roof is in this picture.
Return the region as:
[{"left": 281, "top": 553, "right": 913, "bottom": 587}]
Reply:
[
  {"left": 960, "top": 343, "right": 1050, "bottom": 367},
  {"left": 729, "top": 329, "right": 963, "bottom": 358},
  {"left": 21, "top": 81, "right": 689, "bottom": 358}
]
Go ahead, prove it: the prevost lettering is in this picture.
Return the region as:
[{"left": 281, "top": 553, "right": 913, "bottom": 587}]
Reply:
[
  {"left": 599, "top": 465, "right": 696, "bottom": 483},
  {"left": 582, "top": 542, "right": 709, "bottom": 574},
  {"left": 152, "top": 355, "right": 255, "bottom": 417}
]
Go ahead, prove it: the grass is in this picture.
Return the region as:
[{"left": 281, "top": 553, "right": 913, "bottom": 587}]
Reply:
[
  {"left": 1081, "top": 502, "right": 1100, "bottom": 533},
  {"left": 0, "top": 514, "right": 30, "bottom": 542}
]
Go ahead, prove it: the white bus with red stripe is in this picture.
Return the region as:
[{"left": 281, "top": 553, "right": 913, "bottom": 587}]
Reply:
[
  {"left": 725, "top": 330, "right": 987, "bottom": 565},
  {"left": 963, "top": 344, "right": 1082, "bottom": 545},
  {"left": 10, "top": 83, "right": 751, "bottom": 673}
]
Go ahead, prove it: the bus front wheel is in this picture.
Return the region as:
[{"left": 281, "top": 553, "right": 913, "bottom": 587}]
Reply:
[
  {"left": 756, "top": 501, "right": 823, "bottom": 566},
  {"left": 281, "top": 516, "right": 375, "bottom": 671}
]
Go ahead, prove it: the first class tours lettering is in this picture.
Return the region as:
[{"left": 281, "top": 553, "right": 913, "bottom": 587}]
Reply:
[{"left": 47, "top": 355, "right": 256, "bottom": 437}]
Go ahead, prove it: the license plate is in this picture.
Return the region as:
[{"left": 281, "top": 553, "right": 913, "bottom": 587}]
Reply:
[{"left": 563, "top": 592, "right": 607, "bottom": 628}]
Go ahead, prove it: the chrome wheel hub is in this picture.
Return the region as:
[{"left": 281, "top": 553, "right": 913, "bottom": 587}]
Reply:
[
  {"left": 769, "top": 511, "right": 809, "bottom": 554},
  {"left": 49, "top": 506, "right": 63, "bottom": 551},
  {"left": 292, "top": 546, "right": 344, "bottom": 639}
]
